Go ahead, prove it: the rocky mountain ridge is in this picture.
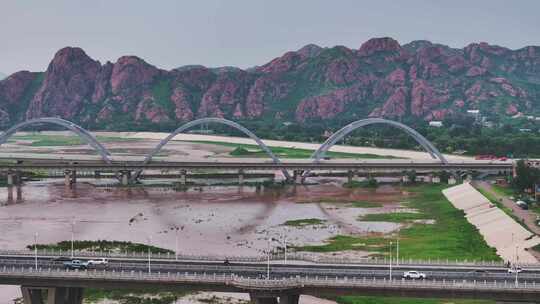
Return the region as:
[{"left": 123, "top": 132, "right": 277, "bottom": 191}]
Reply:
[{"left": 0, "top": 37, "right": 539, "bottom": 130}]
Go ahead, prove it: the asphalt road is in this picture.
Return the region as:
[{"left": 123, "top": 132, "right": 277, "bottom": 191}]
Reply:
[{"left": 1, "top": 256, "right": 538, "bottom": 283}]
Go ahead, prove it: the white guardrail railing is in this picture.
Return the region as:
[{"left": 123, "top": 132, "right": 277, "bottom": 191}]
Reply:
[
  {"left": 1, "top": 249, "right": 538, "bottom": 268},
  {"left": 0, "top": 266, "right": 539, "bottom": 291}
]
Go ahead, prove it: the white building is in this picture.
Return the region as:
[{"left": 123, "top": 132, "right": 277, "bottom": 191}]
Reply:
[{"left": 429, "top": 121, "right": 443, "bottom": 127}]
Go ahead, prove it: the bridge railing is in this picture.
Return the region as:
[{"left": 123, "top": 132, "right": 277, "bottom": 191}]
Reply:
[
  {"left": 0, "top": 265, "right": 539, "bottom": 291},
  {"left": 2, "top": 249, "right": 539, "bottom": 268}
]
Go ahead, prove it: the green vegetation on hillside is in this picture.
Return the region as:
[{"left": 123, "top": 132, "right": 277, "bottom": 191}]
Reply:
[{"left": 296, "top": 185, "right": 501, "bottom": 261}]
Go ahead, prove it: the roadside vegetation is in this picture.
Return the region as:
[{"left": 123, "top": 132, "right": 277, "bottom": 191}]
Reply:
[
  {"left": 27, "top": 240, "right": 173, "bottom": 254},
  {"left": 296, "top": 184, "right": 501, "bottom": 262},
  {"left": 343, "top": 178, "right": 378, "bottom": 188},
  {"left": 334, "top": 296, "right": 494, "bottom": 304}
]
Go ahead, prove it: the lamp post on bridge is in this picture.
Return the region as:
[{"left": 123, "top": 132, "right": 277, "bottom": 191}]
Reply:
[
  {"left": 389, "top": 241, "right": 393, "bottom": 282},
  {"left": 147, "top": 236, "right": 152, "bottom": 274},
  {"left": 34, "top": 232, "right": 38, "bottom": 270},
  {"left": 70, "top": 218, "right": 75, "bottom": 259}
]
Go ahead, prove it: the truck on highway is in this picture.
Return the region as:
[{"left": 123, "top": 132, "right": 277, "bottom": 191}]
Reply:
[{"left": 63, "top": 259, "right": 89, "bottom": 270}]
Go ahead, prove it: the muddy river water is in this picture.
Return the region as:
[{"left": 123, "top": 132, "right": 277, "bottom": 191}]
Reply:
[{"left": 0, "top": 179, "right": 410, "bottom": 303}]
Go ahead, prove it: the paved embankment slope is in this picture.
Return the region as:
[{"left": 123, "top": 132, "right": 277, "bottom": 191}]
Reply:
[{"left": 443, "top": 183, "right": 540, "bottom": 264}]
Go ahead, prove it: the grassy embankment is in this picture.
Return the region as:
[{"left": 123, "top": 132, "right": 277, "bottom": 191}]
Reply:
[
  {"left": 296, "top": 197, "right": 383, "bottom": 208},
  {"left": 296, "top": 184, "right": 501, "bottom": 262},
  {"left": 189, "top": 140, "right": 402, "bottom": 159},
  {"left": 9, "top": 134, "right": 136, "bottom": 146},
  {"left": 334, "top": 296, "right": 494, "bottom": 304},
  {"left": 27, "top": 240, "right": 173, "bottom": 254}
]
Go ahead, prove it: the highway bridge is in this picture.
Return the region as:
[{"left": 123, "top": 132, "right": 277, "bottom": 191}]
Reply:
[{"left": 1, "top": 253, "right": 539, "bottom": 304}]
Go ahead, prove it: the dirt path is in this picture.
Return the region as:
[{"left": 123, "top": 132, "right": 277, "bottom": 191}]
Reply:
[{"left": 472, "top": 181, "right": 540, "bottom": 235}]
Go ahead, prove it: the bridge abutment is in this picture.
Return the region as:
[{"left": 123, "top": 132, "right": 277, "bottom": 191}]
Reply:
[
  {"left": 21, "top": 286, "right": 83, "bottom": 304},
  {"left": 64, "top": 170, "right": 76, "bottom": 187}
]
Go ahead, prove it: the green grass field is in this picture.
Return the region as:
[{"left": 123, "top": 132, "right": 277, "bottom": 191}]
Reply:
[
  {"left": 296, "top": 184, "right": 501, "bottom": 262},
  {"left": 335, "top": 296, "right": 494, "bottom": 304},
  {"left": 283, "top": 218, "right": 326, "bottom": 226},
  {"left": 189, "top": 140, "right": 401, "bottom": 159},
  {"left": 28, "top": 240, "right": 173, "bottom": 254},
  {"left": 9, "top": 134, "right": 136, "bottom": 146},
  {"left": 295, "top": 197, "right": 382, "bottom": 208},
  {"left": 359, "top": 212, "right": 427, "bottom": 222},
  {"left": 84, "top": 289, "right": 190, "bottom": 304}
]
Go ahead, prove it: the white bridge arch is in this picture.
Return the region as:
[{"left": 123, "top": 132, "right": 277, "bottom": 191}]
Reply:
[{"left": 0, "top": 117, "right": 112, "bottom": 164}]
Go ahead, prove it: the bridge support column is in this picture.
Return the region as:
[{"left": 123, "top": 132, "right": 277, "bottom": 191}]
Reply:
[
  {"left": 180, "top": 169, "right": 187, "bottom": 185},
  {"left": 21, "top": 286, "right": 84, "bottom": 304},
  {"left": 250, "top": 293, "right": 278, "bottom": 304},
  {"left": 279, "top": 294, "right": 300, "bottom": 304},
  {"left": 293, "top": 170, "right": 303, "bottom": 184},
  {"left": 448, "top": 176, "right": 457, "bottom": 185},
  {"left": 64, "top": 170, "right": 76, "bottom": 187},
  {"left": 6, "top": 170, "right": 14, "bottom": 186},
  {"left": 238, "top": 169, "right": 244, "bottom": 185},
  {"left": 347, "top": 170, "right": 353, "bottom": 184},
  {"left": 432, "top": 176, "right": 440, "bottom": 183},
  {"left": 401, "top": 175, "right": 410, "bottom": 183},
  {"left": 94, "top": 170, "right": 101, "bottom": 179},
  {"left": 120, "top": 170, "right": 131, "bottom": 186},
  {"left": 16, "top": 183, "right": 22, "bottom": 202}
]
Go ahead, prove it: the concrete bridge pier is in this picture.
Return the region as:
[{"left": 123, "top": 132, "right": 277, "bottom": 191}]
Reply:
[
  {"left": 292, "top": 170, "right": 303, "bottom": 184},
  {"left": 180, "top": 169, "right": 187, "bottom": 185},
  {"left": 120, "top": 170, "right": 131, "bottom": 186},
  {"left": 21, "top": 286, "right": 84, "bottom": 304},
  {"left": 6, "top": 170, "right": 14, "bottom": 186},
  {"left": 238, "top": 169, "right": 244, "bottom": 185},
  {"left": 64, "top": 170, "right": 76, "bottom": 187}
]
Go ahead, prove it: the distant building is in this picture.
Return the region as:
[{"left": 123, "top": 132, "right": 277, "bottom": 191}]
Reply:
[
  {"left": 519, "top": 128, "right": 532, "bottom": 132},
  {"left": 428, "top": 121, "right": 443, "bottom": 127}
]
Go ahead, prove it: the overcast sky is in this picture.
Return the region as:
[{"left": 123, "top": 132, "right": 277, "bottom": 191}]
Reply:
[{"left": 1, "top": 0, "right": 539, "bottom": 74}]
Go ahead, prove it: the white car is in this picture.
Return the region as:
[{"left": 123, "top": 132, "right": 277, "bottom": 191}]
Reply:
[
  {"left": 87, "top": 258, "right": 109, "bottom": 266},
  {"left": 403, "top": 271, "right": 426, "bottom": 279},
  {"left": 507, "top": 267, "right": 523, "bottom": 274}
]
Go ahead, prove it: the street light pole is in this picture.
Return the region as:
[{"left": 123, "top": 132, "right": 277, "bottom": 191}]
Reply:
[
  {"left": 389, "top": 241, "right": 393, "bottom": 281},
  {"left": 515, "top": 245, "right": 519, "bottom": 287},
  {"left": 70, "top": 219, "right": 75, "bottom": 259},
  {"left": 175, "top": 227, "right": 179, "bottom": 261},
  {"left": 266, "top": 233, "right": 271, "bottom": 280},
  {"left": 396, "top": 228, "right": 400, "bottom": 266},
  {"left": 34, "top": 232, "right": 38, "bottom": 270},
  {"left": 147, "top": 236, "right": 152, "bottom": 274},
  {"left": 281, "top": 230, "right": 288, "bottom": 264}
]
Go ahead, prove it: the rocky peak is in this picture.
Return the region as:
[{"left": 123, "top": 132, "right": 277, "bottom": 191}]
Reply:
[
  {"left": 0, "top": 71, "right": 38, "bottom": 105},
  {"left": 358, "top": 37, "right": 402, "bottom": 56},
  {"left": 26, "top": 47, "right": 101, "bottom": 119},
  {"left": 297, "top": 44, "right": 323, "bottom": 59},
  {"left": 110, "top": 56, "right": 161, "bottom": 94}
]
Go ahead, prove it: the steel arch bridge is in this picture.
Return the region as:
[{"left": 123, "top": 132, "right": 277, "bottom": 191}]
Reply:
[
  {"left": 311, "top": 118, "right": 447, "bottom": 164},
  {"left": 0, "top": 117, "right": 113, "bottom": 164},
  {"left": 133, "top": 117, "right": 291, "bottom": 181},
  {"left": 0, "top": 117, "right": 447, "bottom": 183}
]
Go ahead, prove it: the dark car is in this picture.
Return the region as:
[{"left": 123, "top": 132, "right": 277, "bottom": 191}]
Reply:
[{"left": 52, "top": 256, "right": 71, "bottom": 262}]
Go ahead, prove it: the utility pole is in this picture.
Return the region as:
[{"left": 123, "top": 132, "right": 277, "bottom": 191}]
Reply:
[{"left": 281, "top": 230, "right": 288, "bottom": 264}]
